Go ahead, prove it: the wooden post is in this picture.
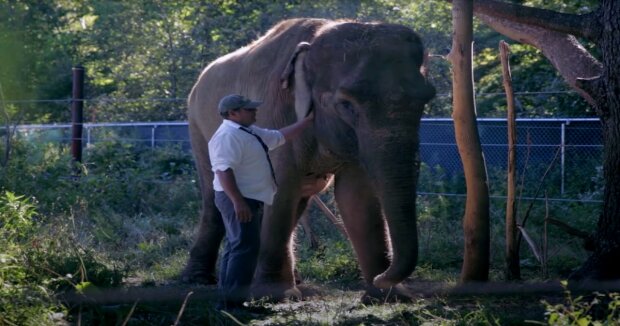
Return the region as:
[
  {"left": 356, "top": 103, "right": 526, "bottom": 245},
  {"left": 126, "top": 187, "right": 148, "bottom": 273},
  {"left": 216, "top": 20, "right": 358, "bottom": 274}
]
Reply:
[
  {"left": 71, "top": 66, "right": 85, "bottom": 163},
  {"left": 500, "top": 41, "right": 520, "bottom": 280}
]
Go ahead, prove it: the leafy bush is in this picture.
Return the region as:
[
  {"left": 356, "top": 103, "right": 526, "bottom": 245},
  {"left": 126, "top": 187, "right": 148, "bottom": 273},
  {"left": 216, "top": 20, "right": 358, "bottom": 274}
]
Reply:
[
  {"left": 539, "top": 281, "right": 620, "bottom": 325},
  {"left": 0, "top": 191, "right": 59, "bottom": 325},
  {"left": 1, "top": 191, "right": 37, "bottom": 243},
  {"left": 0, "top": 138, "right": 200, "bottom": 323},
  {"left": 1, "top": 137, "right": 199, "bottom": 217},
  {"left": 0, "top": 124, "right": 609, "bottom": 324},
  {"left": 297, "top": 241, "right": 361, "bottom": 283}
]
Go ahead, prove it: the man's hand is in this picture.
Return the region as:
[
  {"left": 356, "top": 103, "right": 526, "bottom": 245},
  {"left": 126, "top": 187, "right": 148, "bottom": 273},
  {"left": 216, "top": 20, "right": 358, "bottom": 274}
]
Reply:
[
  {"left": 216, "top": 168, "right": 253, "bottom": 222},
  {"left": 279, "top": 113, "right": 314, "bottom": 142},
  {"left": 232, "top": 198, "right": 252, "bottom": 222}
]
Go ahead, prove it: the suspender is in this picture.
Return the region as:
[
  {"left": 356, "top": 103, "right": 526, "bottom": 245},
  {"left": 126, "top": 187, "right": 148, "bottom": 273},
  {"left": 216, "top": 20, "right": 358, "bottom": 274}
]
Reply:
[{"left": 238, "top": 127, "right": 278, "bottom": 186}]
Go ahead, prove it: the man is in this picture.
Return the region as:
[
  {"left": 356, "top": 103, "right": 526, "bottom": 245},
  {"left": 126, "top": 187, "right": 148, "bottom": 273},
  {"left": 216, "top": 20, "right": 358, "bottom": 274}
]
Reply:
[{"left": 209, "top": 94, "right": 313, "bottom": 310}]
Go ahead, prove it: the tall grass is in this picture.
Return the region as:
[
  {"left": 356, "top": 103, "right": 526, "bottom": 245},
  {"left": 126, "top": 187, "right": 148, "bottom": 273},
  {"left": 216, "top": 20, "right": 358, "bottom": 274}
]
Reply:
[{"left": 0, "top": 136, "right": 614, "bottom": 324}]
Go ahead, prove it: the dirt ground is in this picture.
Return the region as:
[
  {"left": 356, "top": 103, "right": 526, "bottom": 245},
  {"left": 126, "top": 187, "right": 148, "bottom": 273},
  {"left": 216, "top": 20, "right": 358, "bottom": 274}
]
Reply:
[{"left": 62, "top": 279, "right": 595, "bottom": 325}]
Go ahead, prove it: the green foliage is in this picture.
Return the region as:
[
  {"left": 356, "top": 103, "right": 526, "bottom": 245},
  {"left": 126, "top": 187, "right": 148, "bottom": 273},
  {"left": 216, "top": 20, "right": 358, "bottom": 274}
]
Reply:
[
  {"left": 2, "top": 0, "right": 597, "bottom": 122},
  {"left": 0, "top": 191, "right": 58, "bottom": 326},
  {"left": 474, "top": 43, "right": 593, "bottom": 118},
  {"left": 408, "top": 302, "right": 502, "bottom": 325},
  {"left": 521, "top": 0, "right": 599, "bottom": 14},
  {"left": 0, "top": 1, "right": 610, "bottom": 323},
  {"left": 0, "top": 1, "right": 86, "bottom": 122},
  {"left": 297, "top": 241, "right": 361, "bottom": 283},
  {"left": 81, "top": 142, "right": 199, "bottom": 217},
  {"left": 539, "top": 281, "right": 620, "bottom": 325},
  {"left": 0, "top": 191, "right": 37, "bottom": 243},
  {"left": 0, "top": 138, "right": 200, "bottom": 323},
  {"left": 0, "top": 129, "right": 607, "bottom": 324},
  {"left": 1, "top": 135, "right": 198, "bottom": 216}
]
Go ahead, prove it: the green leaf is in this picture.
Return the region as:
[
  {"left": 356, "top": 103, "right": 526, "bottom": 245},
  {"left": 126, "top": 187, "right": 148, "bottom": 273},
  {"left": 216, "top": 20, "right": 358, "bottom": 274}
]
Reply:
[{"left": 75, "top": 281, "right": 99, "bottom": 294}]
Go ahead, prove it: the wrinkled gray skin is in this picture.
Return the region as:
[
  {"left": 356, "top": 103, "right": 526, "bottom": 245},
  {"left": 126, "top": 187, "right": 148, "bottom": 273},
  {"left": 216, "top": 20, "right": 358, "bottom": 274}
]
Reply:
[{"left": 183, "top": 18, "right": 435, "bottom": 301}]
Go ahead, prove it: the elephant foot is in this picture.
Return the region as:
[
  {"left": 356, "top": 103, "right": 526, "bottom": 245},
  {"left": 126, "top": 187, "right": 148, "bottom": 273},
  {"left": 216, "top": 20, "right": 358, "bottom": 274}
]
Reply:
[
  {"left": 284, "top": 287, "right": 303, "bottom": 301},
  {"left": 360, "top": 284, "right": 414, "bottom": 305},
  {"left": 294, "top": 268, "right": 303, "bottom": 285},
  {"left": 252, "top": 283, "right": 302, "bottom": 302},
  {"left": 179, "top": 263, "right": 217, "bottom": 285}
]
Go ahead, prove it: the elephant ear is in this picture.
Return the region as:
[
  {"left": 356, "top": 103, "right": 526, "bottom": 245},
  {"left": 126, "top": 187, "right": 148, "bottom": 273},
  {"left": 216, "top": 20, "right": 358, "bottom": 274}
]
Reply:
[{"left": 281, "top": 42, "right": 312, "bottom": 121}]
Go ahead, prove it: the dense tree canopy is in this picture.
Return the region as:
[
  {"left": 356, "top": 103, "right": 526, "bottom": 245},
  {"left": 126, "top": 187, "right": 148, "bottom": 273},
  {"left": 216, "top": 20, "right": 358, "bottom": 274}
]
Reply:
[{"left": 0, "top": 0, "right": 594, "bottom": 123}]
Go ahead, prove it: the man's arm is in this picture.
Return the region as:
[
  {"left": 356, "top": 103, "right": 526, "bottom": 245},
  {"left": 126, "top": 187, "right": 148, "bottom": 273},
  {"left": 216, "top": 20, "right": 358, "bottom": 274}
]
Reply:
[
  {"left": 278, "top": 113, "right": 314, "bottom": 143},
  {"left": 216, "top": 169, "right": 252, "bottom": 222}
]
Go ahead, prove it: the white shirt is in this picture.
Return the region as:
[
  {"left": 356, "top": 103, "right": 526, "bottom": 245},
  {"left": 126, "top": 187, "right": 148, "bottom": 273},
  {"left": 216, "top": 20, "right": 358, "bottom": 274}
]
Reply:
[{"left": 209, "top": 119, "right": 285, "bottom": 205}]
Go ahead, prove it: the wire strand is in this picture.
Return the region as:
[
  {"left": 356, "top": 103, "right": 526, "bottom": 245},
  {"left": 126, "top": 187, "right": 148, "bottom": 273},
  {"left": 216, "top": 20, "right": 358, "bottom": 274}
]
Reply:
[{"left": 2, "top": 91, "right": 582, "bottom": 104}]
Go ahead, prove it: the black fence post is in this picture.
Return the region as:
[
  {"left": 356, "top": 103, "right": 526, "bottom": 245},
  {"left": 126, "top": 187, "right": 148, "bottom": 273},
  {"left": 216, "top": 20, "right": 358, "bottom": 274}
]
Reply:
[{"left": 71, "top": 66, "right": 84, "bottom": 163}]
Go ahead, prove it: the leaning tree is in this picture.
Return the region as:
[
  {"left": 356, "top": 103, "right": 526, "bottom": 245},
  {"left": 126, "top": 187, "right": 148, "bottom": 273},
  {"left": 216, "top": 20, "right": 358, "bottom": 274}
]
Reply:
[{"left": 453, "top": 0, "right": 619, "bottom": 279}]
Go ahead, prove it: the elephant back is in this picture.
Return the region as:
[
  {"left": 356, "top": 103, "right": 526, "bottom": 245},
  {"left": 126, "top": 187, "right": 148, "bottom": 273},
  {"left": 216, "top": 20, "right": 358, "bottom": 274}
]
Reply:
[{"left": 188, "top": 18, "right": 329, "bottom": 132}]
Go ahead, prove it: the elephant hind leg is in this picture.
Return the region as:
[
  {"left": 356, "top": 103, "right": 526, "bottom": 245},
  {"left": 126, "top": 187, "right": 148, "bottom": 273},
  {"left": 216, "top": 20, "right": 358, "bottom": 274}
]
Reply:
[
  {"left": 181, "top": 189, "right": 223, "bottom": 284},
  {"left": 181, "top": 123, "right": 224, "bottom": 284}
]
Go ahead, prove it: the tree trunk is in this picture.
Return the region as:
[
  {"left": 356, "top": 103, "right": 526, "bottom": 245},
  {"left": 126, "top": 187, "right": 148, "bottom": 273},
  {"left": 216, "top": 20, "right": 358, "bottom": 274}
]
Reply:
[
  {"left": 448, "top": 0, "right": 490, "bottom": 282},
  {"left": 572, "top": 0, "right": 620, "bottom": 280},
  {"left": 467, "top": 0, "right": 620, "bottom": 280}
]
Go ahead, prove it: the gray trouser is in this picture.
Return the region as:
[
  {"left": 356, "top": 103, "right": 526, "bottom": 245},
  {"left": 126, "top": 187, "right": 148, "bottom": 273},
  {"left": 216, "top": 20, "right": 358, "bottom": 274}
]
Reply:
[{"left": 214, "top": 191, "right": 263, "bottom": 304}]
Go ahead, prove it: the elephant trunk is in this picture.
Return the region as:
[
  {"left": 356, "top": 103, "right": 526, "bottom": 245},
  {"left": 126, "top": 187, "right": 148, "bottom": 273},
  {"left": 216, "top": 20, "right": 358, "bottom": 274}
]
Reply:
[{"left": 366, "top": 129, "right": 420, "bottom": 289}]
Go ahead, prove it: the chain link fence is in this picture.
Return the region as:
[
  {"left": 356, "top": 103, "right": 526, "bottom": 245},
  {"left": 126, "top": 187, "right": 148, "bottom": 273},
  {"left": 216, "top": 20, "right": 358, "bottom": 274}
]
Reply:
[
  {"left": 419, "top": 118, "right": 603, "bottom": 201},
  {"left": 11, "top": 118, "right": 603, "bottom": 204}
]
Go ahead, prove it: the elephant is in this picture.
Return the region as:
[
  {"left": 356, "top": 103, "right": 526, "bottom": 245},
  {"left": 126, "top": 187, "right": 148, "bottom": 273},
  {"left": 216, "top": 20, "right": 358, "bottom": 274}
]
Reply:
[{"left": 182, "top": 18, "right": 436, "bottom": 301}]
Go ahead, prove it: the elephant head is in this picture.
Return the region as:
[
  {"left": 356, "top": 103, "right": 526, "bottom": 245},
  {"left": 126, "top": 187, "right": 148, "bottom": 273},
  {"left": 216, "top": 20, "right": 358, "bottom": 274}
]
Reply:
[{"left": 282, "top": 22, "right": 436, "bottom": 288}]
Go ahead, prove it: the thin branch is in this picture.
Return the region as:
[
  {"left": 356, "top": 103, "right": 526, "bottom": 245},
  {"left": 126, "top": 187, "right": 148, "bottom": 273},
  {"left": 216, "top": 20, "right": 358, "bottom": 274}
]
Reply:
[
  {"left": 519, "top": 146, "right": 561, "bottom": 229},
  {"left": 471, "top": 0, "right": 601, "bottom": 41},
  {"left": 542, "top": 193, "right": 548, "bottom": 278},
  {"left": 121, "top": 300, "right": 140, "bottom": 326},
  {"left": 311, "top": 195, "right": 348, "bottom": 239},
  {"left": 517, "top": 225, "right": 541, "bottom": 263},
  {"left": 545, "top": 217, "right": 591, "bottom": 240},
  {"left": 1, "top": 82, "right": 11, "bottom": 167},
  {"left": 173, "top": 291, "right": 193, "bottom": 326},
  {"left": 516, "top": 146, "right": 562, "bottom": 250}
]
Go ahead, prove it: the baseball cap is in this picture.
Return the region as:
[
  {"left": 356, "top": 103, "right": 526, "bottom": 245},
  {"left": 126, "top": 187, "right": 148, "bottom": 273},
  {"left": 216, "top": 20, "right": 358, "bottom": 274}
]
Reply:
[{"left": 218, "top": 94, "right": 262, "bottom": 113}]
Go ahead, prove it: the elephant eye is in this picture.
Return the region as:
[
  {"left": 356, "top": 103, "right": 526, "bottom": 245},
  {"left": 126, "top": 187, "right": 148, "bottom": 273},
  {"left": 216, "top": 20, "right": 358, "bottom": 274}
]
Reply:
[
  {"left": 336, "top": 100, "right": 355, "bottom": 114},
  {"left": 335, "top": 99, "right": 358, "bottom": 125}
]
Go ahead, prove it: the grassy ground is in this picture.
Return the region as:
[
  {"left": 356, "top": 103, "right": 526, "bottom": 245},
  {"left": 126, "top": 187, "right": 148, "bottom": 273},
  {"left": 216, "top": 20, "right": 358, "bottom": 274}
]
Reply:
[
  {"left": 1, "top": 142, "right": 614, "bottom": 325},
  {"left": 66, "top": 279, "right": 558, "bottom": 325},
  {"left": 65, "top": 274, "right": 620, "bottom": 325}
]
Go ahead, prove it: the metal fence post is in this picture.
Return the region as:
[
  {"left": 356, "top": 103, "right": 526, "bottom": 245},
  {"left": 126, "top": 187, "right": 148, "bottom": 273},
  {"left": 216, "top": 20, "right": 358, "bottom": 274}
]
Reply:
[
  {"left": 71, "top": 66, "right": 85, "bottom": 162},
  {"left": 86, "top": 126, "right": 91, "bottom": 147},
  {"left": 151, "top": 125, "right": 157, "bottom": 149},
  {"left": 561, "top": 122, "right": 566, "bottom": 194}
]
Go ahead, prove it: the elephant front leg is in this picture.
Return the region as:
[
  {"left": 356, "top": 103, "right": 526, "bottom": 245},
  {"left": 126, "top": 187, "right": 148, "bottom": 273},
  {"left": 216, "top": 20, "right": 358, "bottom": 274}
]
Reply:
[
  {"left": 334, "top": 165, "right": 413, "bottom": 303},
  {"left": 253, "top": 194, "right": 307, "bottom": 301}
]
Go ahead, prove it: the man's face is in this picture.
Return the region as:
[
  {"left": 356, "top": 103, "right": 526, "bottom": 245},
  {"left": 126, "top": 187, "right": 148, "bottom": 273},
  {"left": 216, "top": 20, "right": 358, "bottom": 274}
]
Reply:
[{"left": 228, "top": 107, "right": 257, "bottom": 127}]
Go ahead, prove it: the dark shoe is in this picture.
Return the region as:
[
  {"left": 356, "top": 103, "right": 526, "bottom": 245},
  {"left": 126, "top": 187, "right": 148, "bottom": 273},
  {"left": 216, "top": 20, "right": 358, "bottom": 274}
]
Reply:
[
  {"left": 180, "top": 270, "right": 217, "bottom": 285},
  {"left": 217, "top": 302, "right": 272, "bottom": 316},
  {"left": 242, "top": 304, "right": 272, "bottom": 314},
  {"left": 216, "top": 300, "right": 244, "bottom": 312}
]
